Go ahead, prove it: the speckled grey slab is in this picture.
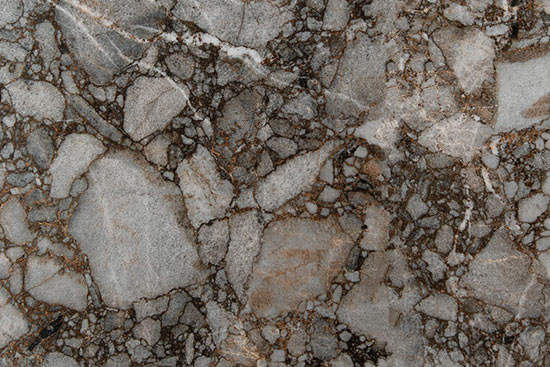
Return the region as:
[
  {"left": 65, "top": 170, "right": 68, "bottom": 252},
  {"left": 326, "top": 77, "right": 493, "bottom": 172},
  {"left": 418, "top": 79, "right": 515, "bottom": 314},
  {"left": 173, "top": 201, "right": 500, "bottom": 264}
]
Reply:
[{"left": 1, "top": 0, "right": 550, "bottom": 366}]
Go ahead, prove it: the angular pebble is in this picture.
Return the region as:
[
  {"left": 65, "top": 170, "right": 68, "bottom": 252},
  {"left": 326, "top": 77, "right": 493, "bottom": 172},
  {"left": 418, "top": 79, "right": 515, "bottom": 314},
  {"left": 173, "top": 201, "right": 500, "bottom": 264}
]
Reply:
[
  {"left": 123, "top": 77, "right": 188, "bottom": 141},
  {"left": 255, "top": 140, "right": 340, "bottom": 211},
  {"left": 248, "top": 217, "right": 353, "bottom": 319},
  {"left": 0, "top": 198, "right": 34, "bottom": 245},
  {"left": 226, "top": 210, "right": 264, "bottom": 301},
  {"left": 4, "top": 80, "right": 65, "bottom": 121},
  {"left": 177, "top": 145, "right": 234, "bottom": 228},
  {"left": 27, "top": 128, "right": 54, "bottom": 170}
]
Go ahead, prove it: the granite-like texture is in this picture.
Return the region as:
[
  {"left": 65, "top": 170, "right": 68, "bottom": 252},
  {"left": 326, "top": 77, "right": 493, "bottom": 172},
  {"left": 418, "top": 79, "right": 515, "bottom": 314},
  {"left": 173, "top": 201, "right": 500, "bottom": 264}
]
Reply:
[{"left": 2, "top": 0, "right": 550, "bottom": 366}]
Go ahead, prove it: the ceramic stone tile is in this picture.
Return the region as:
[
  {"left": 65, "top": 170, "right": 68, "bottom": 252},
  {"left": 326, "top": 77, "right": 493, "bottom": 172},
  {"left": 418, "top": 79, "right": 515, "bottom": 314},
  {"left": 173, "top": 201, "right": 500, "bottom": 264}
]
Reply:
[{"left": 1, "top": 0, "right": 550, "bottom": 366}]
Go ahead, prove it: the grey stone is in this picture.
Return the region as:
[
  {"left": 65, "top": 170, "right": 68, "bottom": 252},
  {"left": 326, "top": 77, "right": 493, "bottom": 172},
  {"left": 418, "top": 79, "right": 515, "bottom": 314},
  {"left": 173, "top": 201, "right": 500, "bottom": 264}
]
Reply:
[
  {"left": 123, "top": 77, "right": 188, "bottom": 141},
  {"left": 198, "top": 219, "right": 229, "bottom": 266},
  {"left": 36, "top": 21, "right": 59, "bottom": 69},
  {"left": 255, "top": 140, "right": 340, "bottom": 211},
  {"left": 422, "top": 250, "right": 447, "bottom": 281},
  {"left": 407, "top": 194, "right": 429, "bottom": 220},
  {"left": 36, "top": 237, "right": 73, "bottom": 258},
  {"left": 418, "top": 113, "right": 492, "bottom": 162},
  {"left": 226, "top": 210, "right": 264, "bottom": 301},
  {"left": 266, "top": 137, "right": 298, "bottom": 159},
  {"left": 133, "top": 317, "right": 161, "bottom": 346},
  {"left": 133, "top": 296, "right": 169, "bottom": 322},
  {"left": 180, "top": 303, "right": 205, "bottom": 329},
  {"left": 70, "top": 178, "right": 88, "bottom": 197},
  {"left": 461, "top": 229, "right": 543, "bottom": 317},
  {"left": 337, "top": 250, "right": 425, "bottom": 366},
  {"left": 69, "top": 151, "right": 205, "bottom": 309},
  {"left": 173, "top": 0, "right": 291, "bottom": 48},
  {"left": 0, "top": 165, "right": 4, "bottom": 191},
  {"left": 282, "top": 93, "right": 317, "bottom": 120},
  {"left": 434, "top": 225, "right": 455, "bottom": 253},
  {"left": 311, "top": 319, "right": 338, "bottom": 361},
  {"left": 28, "top": 205, "right": 57, "bottom": 222},
  {"left": 43, "top": 352, "right": 79, "bottom": 367},
  {"left": 24, "top": 255, "right": 88, "bottom": 311},
  {"left": 481, "top": 151, "right": 499, "bottom": 169},
  {"left": 518, "top": 193, "right": 549, "bottom": 223},
  {"left": 318, "top": 186, "right": 341, "bottom": 203},
  {"left": 27, "top": 128, "right": 54, "bottom": 169},
  {"left": 504, "top": 181, "right": 518, "bottom": 200},
  {"left": 330, "top": 353, "right": 354, "bottom": 367},
  {"left": 261, "top": 325, "right": 280, "bottom": 344},
  {"left": 6, "top": 172, "right": 34, "bottom": 187},
  {"left": 165, "top": 53, "right": 194, "bottom": 80},
  {"left": 144, "top": 134, "right": 170, "bottom": 166},
  {"left": 287, "top": 328, "right": 308, "bottom": 356},
  {"left": 257, "top": 150, "right": 274, "bottom": 177},
  {"left": 0, "top": 198, "right": 34, "bottom": 245},
  {"left": 162, "top": 291, "right": 190, "bottom": 327},
  {"left": 177, "top": 145, "right": 234, "bottom": 228},
  {"left": 49, "top": 133, "right": 106, "bottom": 199},
  {"left": 416, "top": 294, "right": 458, "bottom": 321},
  {"left": 0, "top": 288, "right": 29, "bottom": 348},
  {"left": 0, "top": 0, "right": 23, "bottom": 27},
  {"left": 4, "top": 79, "right": 65, "bottom": 121},
  {"left": 248, "top": 216, "right": 353, "bottom": 319},
  {"left": 205, "top": 301, "right": 234, "bottom": 347},
  {"left": 102, "top": 354, "right": 131, "bottom": 367},
  {"left": 433, "top": 27, "right": 494, "bottom": 94},
  {"left": 443, "top": 3, "right": 475, "bottom": 25},
  {"left": 495, "top": 53, "right": 550, "bottom": 132},
  {"left": 217, "top": 89, "right": 263, "bottom": 150},
  {"left": 325, "top": 34, "right": 386, "bottom": 118},
  {"left": 322, "top": 0, "right": 350, "bottom": 31},
  {"left": 55, "top": 0, "right": 166, "bottom": 84}
]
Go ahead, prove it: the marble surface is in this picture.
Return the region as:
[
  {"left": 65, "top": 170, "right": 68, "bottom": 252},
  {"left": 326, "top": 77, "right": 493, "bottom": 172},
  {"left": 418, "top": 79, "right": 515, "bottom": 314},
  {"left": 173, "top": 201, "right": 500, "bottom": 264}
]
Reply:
[{"left": 1, "top": 0, "right": 550, "bottom": 366}]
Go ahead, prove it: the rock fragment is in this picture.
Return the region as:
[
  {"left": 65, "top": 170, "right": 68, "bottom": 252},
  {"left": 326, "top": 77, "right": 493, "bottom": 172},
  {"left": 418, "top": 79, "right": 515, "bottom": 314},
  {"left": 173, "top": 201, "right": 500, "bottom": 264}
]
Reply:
[
  {"left": 416, "top": 294, "right": 458, "bottom": 321},
  {"left": 123, "top": 77, "right": 188, "bottom": 141},
  {"left": 24, "top": 255, "right": 88, "bottom": 311},
  {"left": 518, "top": 193, "right": 549, "bottom": 223},
  {"left": 55, "top": 0, "right": 166, "bottom": 84},
  {"left": 4, "top": 80, "right": 65, "bottom": 121},
  {"left": 226, "top": 210, "right": 264, "bottom": 301},
  {"left": 49, "top": 133, "right": 106, "bottom": 199},
  {"left": 433, "top": 27, "right": 495, "bottom": 94},
  {"left": 495, "top": 53, "right": 550, "bottom": 132},
  {"left": 198, "top": 220, "right": 229, "bottom": 266},
  {"left": 460, "top": 229, "right": 543, "bottom": 317},
  {"left": 325, "top": 34, "right": 386, "bottom": 118},
  {"left": 255, "top": 140, "right": 340, "bottom": 211},
  {"left": 177, "top": 145, "right": 234, "bottom": 228},
  {"left": 69, "top": 151, "right": 204, "bottom": 309},
  {"left": 173, "top": 0, "right": 290, "bottom": 48},
  {"left": 27, "top": 128, "right": 54, "bottom": 170},
  {"left": 418, "top": 113, "right": 492, "bottom": 162},
  {"left": 0, "top": 198, "right": 34, "bottom": 245},
  {"left": 322, "top": 0, "right": 350, "bottom": 31},
  {"left": 0, "top": 288, "right": 29, "bottom": 348},
  {"left": 0, "top": 0, "right": 23, "bottom": 27},
  {"left": 248, "top": 217, "right": 353, "bottom": 319}
]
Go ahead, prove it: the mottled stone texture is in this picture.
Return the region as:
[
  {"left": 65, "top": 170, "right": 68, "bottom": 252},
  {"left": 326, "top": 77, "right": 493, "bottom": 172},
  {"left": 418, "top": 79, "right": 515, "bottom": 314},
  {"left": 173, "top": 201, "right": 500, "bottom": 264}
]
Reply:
[{"left": 3, "top": 0, "right": 550, "bottom": 366}]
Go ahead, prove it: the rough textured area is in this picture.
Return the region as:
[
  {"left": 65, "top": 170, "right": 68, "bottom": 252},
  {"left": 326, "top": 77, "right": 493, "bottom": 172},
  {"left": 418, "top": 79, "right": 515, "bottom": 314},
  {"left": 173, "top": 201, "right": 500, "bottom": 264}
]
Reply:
[{"left": 3, "top": 0, "right": 550, "bottom": 366}]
